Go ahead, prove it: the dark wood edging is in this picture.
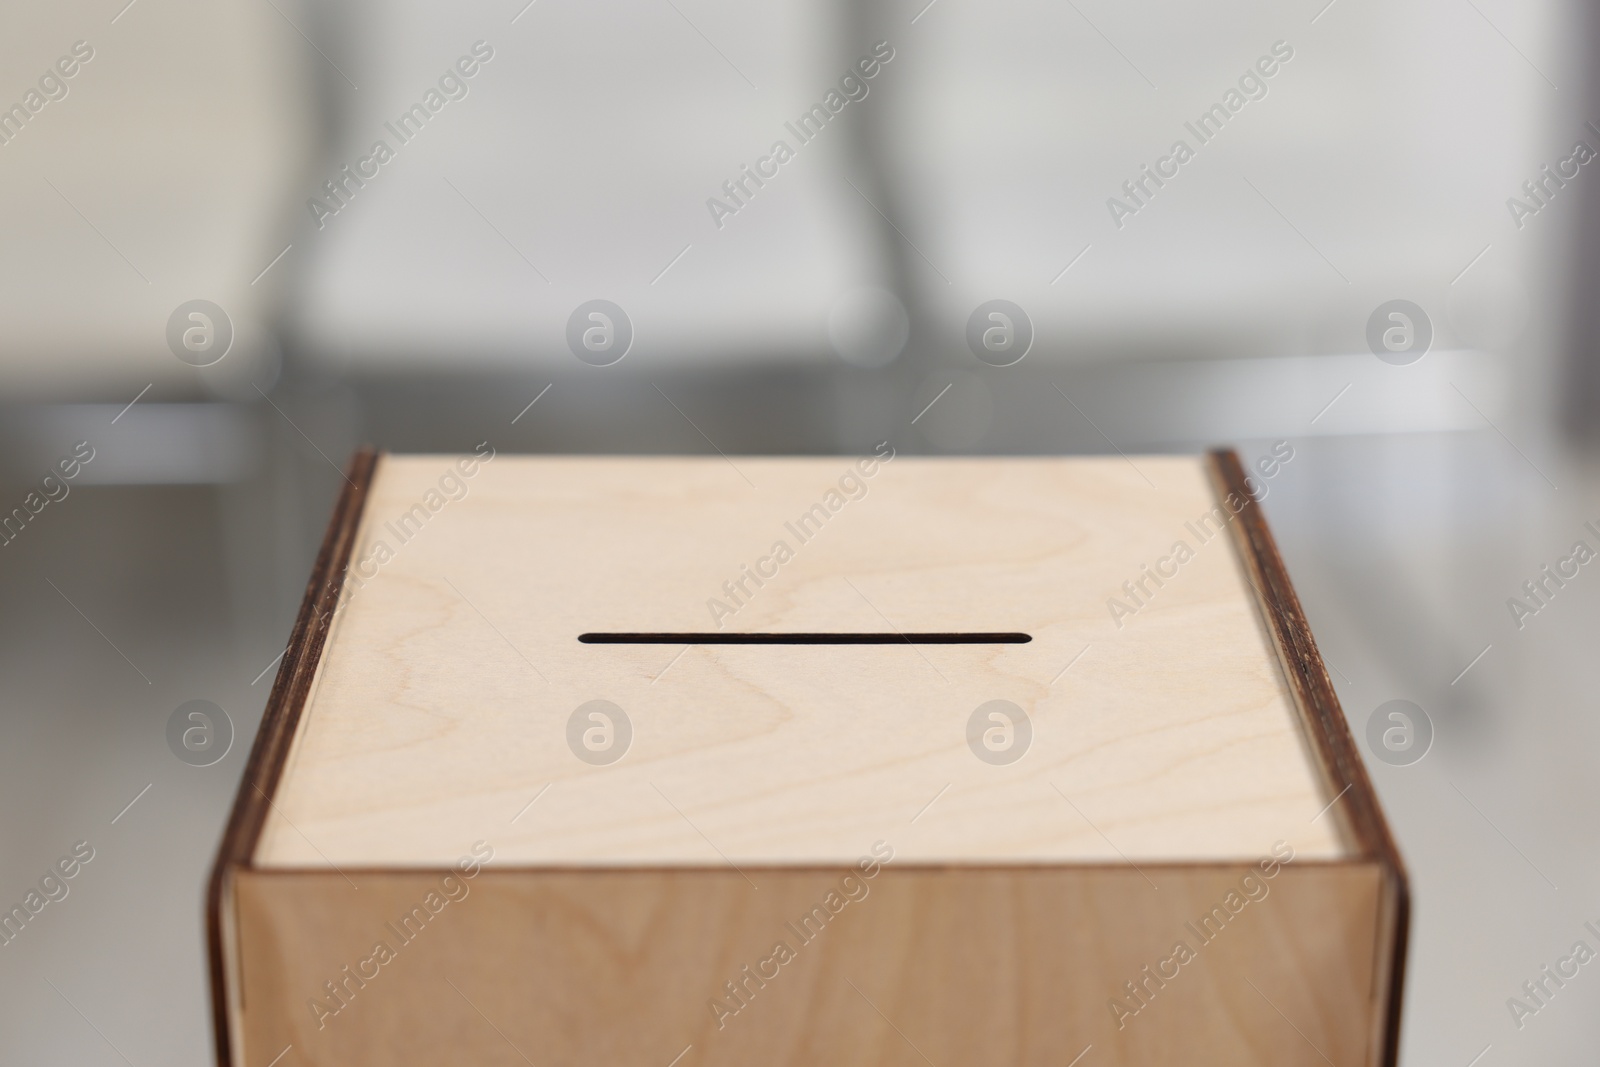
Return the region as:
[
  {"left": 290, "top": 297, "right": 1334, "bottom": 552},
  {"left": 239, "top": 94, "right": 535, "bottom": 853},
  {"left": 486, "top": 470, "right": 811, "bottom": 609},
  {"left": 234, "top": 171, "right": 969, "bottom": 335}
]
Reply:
[
  {"left": 1206, "top": 448, "right": 1410, "bottom": 1067},
  {"left": 204, "top": 448, "right": 380, "bottom": 1067}
]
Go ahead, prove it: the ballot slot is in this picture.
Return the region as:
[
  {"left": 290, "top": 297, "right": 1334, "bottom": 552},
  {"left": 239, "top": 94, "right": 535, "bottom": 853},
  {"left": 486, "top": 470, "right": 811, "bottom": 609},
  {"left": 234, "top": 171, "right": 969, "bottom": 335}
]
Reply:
[{"left": 577, "top": 631, "right": 1033, "bottom": 644}]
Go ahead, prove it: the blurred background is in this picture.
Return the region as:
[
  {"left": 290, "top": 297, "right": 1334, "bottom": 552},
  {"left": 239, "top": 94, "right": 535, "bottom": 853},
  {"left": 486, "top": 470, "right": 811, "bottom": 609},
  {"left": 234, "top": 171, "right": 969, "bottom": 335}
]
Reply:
[{"left": 2, "top": 0, "right": 1598, "bottom": 1061}]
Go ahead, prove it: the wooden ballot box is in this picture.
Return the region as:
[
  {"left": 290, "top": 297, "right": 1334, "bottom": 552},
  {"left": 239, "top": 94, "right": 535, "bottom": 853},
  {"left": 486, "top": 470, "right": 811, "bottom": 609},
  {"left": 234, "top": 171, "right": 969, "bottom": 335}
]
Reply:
[{"left": 208, "top": 448, "right": 1407, "bottom": 1067}]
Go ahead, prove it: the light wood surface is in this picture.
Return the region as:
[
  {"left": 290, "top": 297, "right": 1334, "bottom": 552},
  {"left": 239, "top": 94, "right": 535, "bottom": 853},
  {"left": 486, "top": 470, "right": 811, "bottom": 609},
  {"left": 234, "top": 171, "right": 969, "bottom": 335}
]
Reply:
[
  {"left": 256, "top": 455, "right": 1346, "bottom": 867},
  {"left": 233, "top": 861, "right": 1385, "bottom": 1067},
  {"left": 215, "top": 451, "right": 1406, "bottom": 1067}
]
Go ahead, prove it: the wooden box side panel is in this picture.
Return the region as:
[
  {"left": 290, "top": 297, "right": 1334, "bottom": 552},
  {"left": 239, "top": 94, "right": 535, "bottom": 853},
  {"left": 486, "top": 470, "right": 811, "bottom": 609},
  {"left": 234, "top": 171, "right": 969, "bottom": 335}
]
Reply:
[{"left": 233, "top": 863, "right": 1384, "bottom": 1067}]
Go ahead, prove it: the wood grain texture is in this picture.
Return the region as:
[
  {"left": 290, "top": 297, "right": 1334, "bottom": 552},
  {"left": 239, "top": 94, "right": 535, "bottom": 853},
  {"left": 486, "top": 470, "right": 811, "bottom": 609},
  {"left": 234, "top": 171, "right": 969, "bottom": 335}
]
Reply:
[
  {"left": 254, "top": 454, "right": 1349, "bottom": 868},
  {"left": 212, "top": 450, "right": 1409, "bottom": 1067},
  {"left": 233, "top": 861, "right": 1385, "bottom": 1067}
]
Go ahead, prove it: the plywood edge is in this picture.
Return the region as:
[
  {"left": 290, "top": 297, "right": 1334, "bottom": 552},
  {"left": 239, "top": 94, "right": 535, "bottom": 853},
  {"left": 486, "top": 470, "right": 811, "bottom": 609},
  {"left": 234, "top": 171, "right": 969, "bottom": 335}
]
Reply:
[
  {"left": 1205, "top": 448, "right": 1410, "bottom": 1067},
  {"left": 206, "top": 447, "right": 381, "bottom": 1067}
]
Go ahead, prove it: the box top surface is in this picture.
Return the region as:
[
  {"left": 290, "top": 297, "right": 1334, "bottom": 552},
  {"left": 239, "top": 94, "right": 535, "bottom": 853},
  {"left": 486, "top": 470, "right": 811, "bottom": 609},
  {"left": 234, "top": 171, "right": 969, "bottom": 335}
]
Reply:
[{"left": 255, "top": 452, "right": 1348, "bottom": 868}]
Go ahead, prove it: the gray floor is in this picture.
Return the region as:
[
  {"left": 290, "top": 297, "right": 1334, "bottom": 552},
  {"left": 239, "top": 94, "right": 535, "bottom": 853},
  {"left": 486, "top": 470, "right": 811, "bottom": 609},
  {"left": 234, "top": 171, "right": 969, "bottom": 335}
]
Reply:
[{"left": 1, "top": 411, "right": 1597, "bottom": 1064}]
